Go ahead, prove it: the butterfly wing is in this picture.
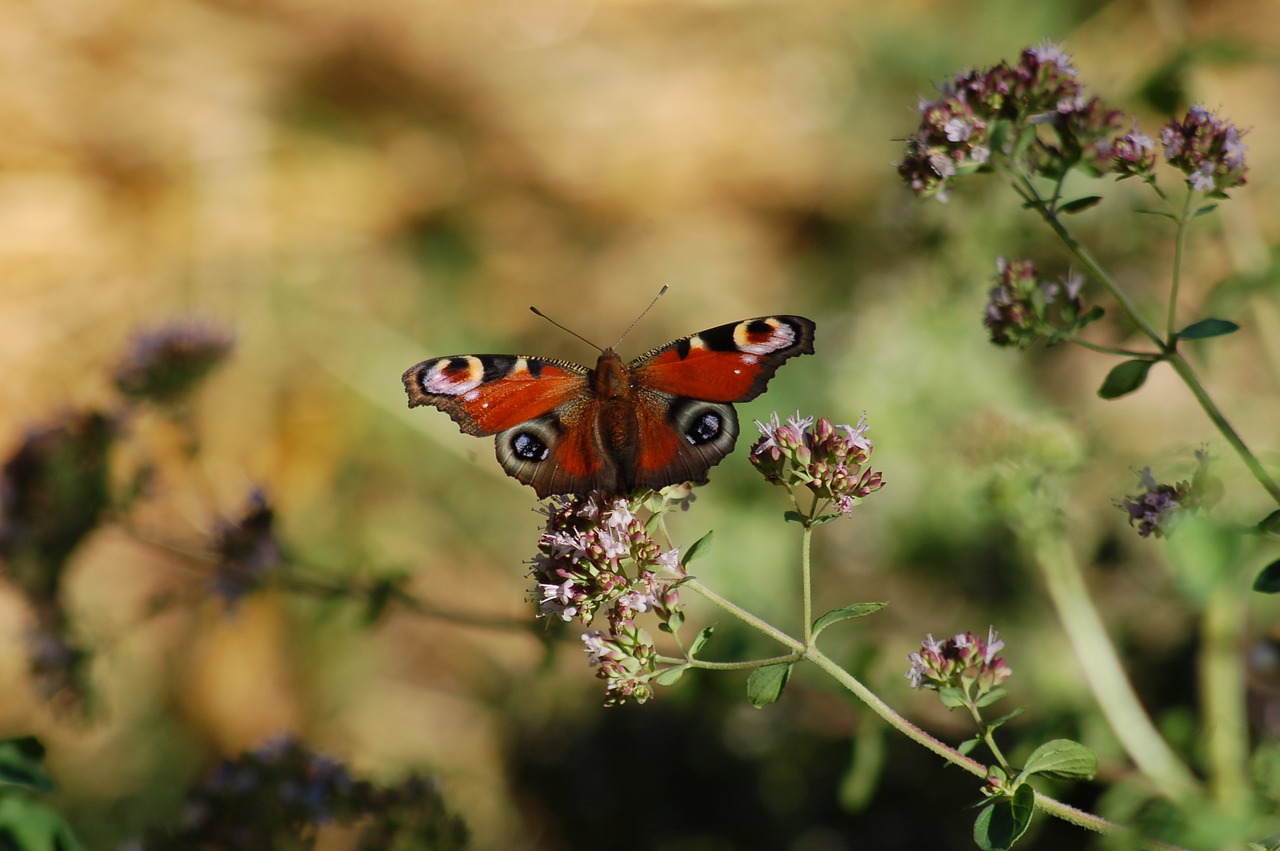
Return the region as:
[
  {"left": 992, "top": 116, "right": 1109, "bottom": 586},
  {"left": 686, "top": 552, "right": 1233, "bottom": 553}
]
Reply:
[
  {"left": 402, "top": 354, "right": 623, "bottom": 496},
  {"left": 624, "top": 316, "right": 815, "bottom": 490}
]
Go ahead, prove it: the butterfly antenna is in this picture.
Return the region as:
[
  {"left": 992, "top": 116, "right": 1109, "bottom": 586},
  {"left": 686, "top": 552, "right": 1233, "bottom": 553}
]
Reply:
[
  {"left": 529, "top": 306, "right": 604, "bottom": 353},
  {"left": 610, "top": 285, "right": 668, "bottom": 350}
]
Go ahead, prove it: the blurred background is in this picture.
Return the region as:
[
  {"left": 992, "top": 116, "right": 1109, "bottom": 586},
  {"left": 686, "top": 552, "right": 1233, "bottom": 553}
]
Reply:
[{"left": 2, "top": 0, "right": 1279, "bottom": 848}]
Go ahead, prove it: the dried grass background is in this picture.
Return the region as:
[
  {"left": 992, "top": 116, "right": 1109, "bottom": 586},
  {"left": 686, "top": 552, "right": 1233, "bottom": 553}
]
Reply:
[{"left": 2, "top": 0, "right": 1280, "bottom": 848}]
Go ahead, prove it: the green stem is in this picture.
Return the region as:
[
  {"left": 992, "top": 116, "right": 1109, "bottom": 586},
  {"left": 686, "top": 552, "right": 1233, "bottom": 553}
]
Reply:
[
  {"left": 1059, "top": 334, "right": 1158, "bottom": 358},
  {"left": 1019, "top": 177, "right": 1280, "bottom": 506},
  {"left": 1199, "top": 568, "right": 1251, "bottom": 816},
  {"left": 687, "top": 578, "right": 1180, "bottom": 847},
  {"left": 1032, "top": 530, "right": 1202, "bottom": 800},
  {"left": 1167, "top": 189, "right": 1196, "bottom": 338},
  {"left": 1165, "top": 353, "right": 1280, "bottom": 504},
  {"left": 801, "top": 522, "right": 814, "bottom": 646}
]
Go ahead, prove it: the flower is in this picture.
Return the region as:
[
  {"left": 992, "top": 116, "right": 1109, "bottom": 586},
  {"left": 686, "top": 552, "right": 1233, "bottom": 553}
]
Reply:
[
  {"left": 213, "top": 490, "right": 283, "bottom": 604},
  {"left": 906, "top": 626, "right": 1011, "bottom": 698},
  {"left": 529, "top": 493, "right": 687, "bottom": 705},
  {"left": 982, "top": 258, "right": 1099, "bottom": 348},
  {"left": 1118, "top": 467, "right": 1198, "bottom": 538},
  {"left": 749, "top": 413, "right": 884, "bottom": 515},
  {"left": 114, "top": 320, "right": 233, "bottom": 404},
  {"left": 1159, "top": 106, "right": 1248, "bottom": 194}
]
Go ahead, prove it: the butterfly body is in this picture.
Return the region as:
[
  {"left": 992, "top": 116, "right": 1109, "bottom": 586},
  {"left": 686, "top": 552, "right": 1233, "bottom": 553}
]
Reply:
[{"left": 403, "top": 315, "right": 815, "bottom": 498}]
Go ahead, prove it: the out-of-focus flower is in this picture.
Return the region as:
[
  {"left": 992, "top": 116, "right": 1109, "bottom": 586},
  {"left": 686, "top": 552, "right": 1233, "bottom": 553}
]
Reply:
[
  {"left": 126, "top": 735, "right": 469, "bottom": 850},
  {"left": 114, "top": 320, "right": 233, "bottom": 404},
  {"left": 749, "top": 412, "right": 883, "bottom": 515},
  {"left": 0, "top": 411, "right": 116, "bottom": 602},
  {"left": 1160, "top": 106, "right": 1247, "bottom": 194},
  {"left": 1110, "top": 126, "right": 1158, "bottom": 180},
  {"left": 906, "top": 626, "right": 1011, "bottom": 700},
  {"left": 213, "top": 490, "right": 283, "bottom": 604},
  {"left": 1118, "top": 467, "right": 1200, "bottom": 538},
  {"left": 983, "top": 258, "right": 1099, "bottom": 348}
]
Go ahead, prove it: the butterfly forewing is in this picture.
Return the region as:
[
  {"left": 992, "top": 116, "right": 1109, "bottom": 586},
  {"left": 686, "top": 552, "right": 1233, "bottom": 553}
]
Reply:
[
  {"left": 402, "top": 355, "right": 589, "bottom": 435},
  {"left": 628, "top": 316, "right": 815, "bottom": 402}
]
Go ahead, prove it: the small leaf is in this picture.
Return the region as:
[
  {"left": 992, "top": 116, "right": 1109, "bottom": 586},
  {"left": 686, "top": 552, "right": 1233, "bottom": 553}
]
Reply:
[
  {"left": 1135, "top": 208, "right": 1178, "bottom": 219},
  {"left": 689, "top": 626, "right": 714, "bottom": 657},
  {"left": 811, "top": 602, "right": 887, "bottom": 638},
  {"left": 1098, "top": 359, "right": 1156, "bottom": 399},
  {"left": 938, "top": 687, "right": 968, "bottom": 709},
  {"left": 1175, "top": 318, "right": 1240, "bottom": 340},
  {"left": 665, "top": 610, "right": 684, "bottom": 634},
  {"left": 986, "top": 706, "right": 1027, "bottom": 732},
  {"left": 1059, "top": 196, "right": 1102, "bottom": 214},
  {"left": 974, "top": 784, "right": 1036, "bottom": 850},
  {"left": 747, "top": 662, "right": 793, "bottom": 708},
  {"left": 783, "top": 511, "right": 806, "bottom": 525},
  {"left": 684, "top": 531, "right": 713, "bottom": 566},
  {"left": 976, "top": 686, "right": 1008, "bottom": 708},
  {"left": 0, "top": 737, "right": 54, "bottom": 793},
  {"left": 1257, "top": 510, "right": 1280, "bottom": 536},
  {"left": 1017, "top": 739, "right": 1098, "bottom": 782},
  {"left": 1077, "top": 305, "right": 1105, "bottom": 329},
  {"left": 1193, "top": 203, "right": 1219, "bottom": 218},
  {"left": 654, "top": 666, "right": 686, "bottom": 686},
  {"left": 1253, "top": 559, "right": 1280, "bottom": 594},
  {"left": 958, "top": 736, "right": 980, "bottom": 756},
  {"left": 810, "top": 513, "right": 841, "bottom": 527}
]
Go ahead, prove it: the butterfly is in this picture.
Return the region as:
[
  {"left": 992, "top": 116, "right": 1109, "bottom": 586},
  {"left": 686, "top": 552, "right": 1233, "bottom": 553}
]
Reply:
[{"left": 402, "top": 315, "right": 815, "bottom": 498}]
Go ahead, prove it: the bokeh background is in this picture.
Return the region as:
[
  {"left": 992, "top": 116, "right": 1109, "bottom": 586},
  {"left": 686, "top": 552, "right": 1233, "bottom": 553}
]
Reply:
[{"left": 2, "top": 0, "right": 1280, "bottom": 848}]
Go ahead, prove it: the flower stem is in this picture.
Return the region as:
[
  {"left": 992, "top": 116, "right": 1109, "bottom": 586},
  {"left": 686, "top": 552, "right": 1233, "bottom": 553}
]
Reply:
[
  {"left": 1167, "top": 188, "right": 1195, "bottom": 338},
  {"left": 801, "top": 522, "right": 814, "bottom": 646},
  {"left": 1199, "top": 564, "right": 1252, "bottom": 816},
  {"left": 1031, "top": 528, "right": 1201, "bottom": 800},
  {"left": 686, "top": 578, "right": 1178, "bottom": 847},
  {"left": 1019, "top": 176, "right": 1280, "bottom": 506}
]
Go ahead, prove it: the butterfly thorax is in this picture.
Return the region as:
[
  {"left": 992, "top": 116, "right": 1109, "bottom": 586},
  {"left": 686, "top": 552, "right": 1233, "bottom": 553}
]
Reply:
[{"left": 591, "top": 350, "right": 641, "bottom": 465}]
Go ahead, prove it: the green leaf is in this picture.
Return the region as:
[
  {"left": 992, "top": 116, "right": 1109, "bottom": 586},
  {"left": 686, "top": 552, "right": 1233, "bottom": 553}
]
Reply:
[
  {"left": 1257, "top": 509, "right": 1280, "bottom": 536},
  {"left": 0, "top": 796, "right": 87, "bottom": 851},
  {"left": 1135, "top": 208, "right": 1178, "bottom": 219},
  {"left": 958, "top": 736, "right": 980, "bottom": 756},
  {"left": 1058, "top": 196, "right": 1102, "bottom": 214},
  {"left": 986, "top": 706, "right": 1027, "bottom": 732},
  {"left": 810, "top": 513, "right": 841, "bottom": 527},
  {"left": 1016, "top": 739, "right": 1098, "bottom": 782},
  {"left": 1253, "top": 559, "right": 1280, "bottom": 594},
  {"left": 684, "top": 531, "right": 713, "bottom": 566},
  {"left": 938, "top": 687, "right": 968, "bottom": 709},
  {"left": 783, "top": 511, "right": 806, "bottom": 525},
  {"left": 1175, "top": 318, "right": 1240, "bottom": 340},
  {"left": 1098, "top": 359, "right": 1156, "bottom": 399},
  {"left": 811, "top": 602, "right": 887, "bottom": 638},
  {"left": 747, "top": 662, "right": 793, "bottom": 708},
  {"left": 976, "top": 686, "right": 1008, "bottom": 708},
  {"left": 1193, "top": 203, "right": 1219, "bottom": 218},
  {"left": 664, "top": 609, "right": 684, "bottom": 633},
  {"left": 689, "top": 627, "right": 714, "bottom": 657},
  {"left": 973, "top": 784, "right": 1035, "bottom": 850},
  {"left": 0, "top": 738, "right": 54, "bottom": 794},
  {"left": 654, "top": 666, "right": 686, "bottom": 686}
]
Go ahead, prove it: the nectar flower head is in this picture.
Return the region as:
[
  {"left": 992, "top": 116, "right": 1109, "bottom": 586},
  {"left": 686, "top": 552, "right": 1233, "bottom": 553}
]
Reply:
[
  {"left": 907, "top": 626, "right": 1011, "bottom": 700},
  {"left": 528, "top": 493, "right": 683, "bottom": 628},
  {"left": 529, "top": 493, "right": 687, "bottom": 705},
  {"left": 1160, "top": 106, "right": 1248, "bottom": 194},
  {"left": 114, "top": 319, "right": 233, "bottom": 404},
  {"left": 749, "top": 412, "right": 883, "bottom": 515}
]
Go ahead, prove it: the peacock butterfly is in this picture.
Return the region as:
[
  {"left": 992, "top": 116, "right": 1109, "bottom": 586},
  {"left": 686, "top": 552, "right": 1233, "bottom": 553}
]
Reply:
[{"left": 402, "top": 314, "right": 815, "bottom": 498}]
